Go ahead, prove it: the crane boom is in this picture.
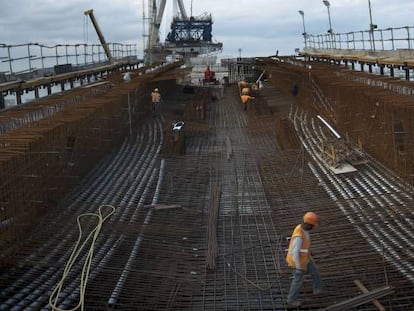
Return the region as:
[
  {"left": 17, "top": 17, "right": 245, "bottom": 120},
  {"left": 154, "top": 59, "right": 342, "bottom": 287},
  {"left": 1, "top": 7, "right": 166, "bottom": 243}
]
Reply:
[
  {"left": 156, "top": 0, "right": 167, "bottom": 26},
  {"left": 176, "top": 0, "right": 188, "bottom": 20},
  {"left": 84, "top": 9, "right": 113, "bottom": 62}
]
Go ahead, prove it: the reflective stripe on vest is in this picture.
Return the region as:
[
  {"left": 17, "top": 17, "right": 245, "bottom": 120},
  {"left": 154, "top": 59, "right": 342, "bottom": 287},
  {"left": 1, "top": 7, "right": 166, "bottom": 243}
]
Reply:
[{"left": 286, "top": 224, "right": 311, "bottom": 270}]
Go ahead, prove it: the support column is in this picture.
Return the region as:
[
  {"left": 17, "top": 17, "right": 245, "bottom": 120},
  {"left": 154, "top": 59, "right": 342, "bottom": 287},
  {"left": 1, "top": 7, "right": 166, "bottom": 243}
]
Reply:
[
  {"left": 16, "top": 90, "right": 22, "bottom": 105},
  {"left": 389, "top": 66, "right": 394, "bottom": 77},
  {"left": 0, "top": 92, "right": 5, "bottom": 109}
]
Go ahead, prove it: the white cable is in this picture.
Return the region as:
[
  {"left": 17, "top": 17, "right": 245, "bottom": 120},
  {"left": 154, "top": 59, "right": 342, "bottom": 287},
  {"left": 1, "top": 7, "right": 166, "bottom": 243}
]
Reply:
[{"left": 49, "top": 204, "right": 115, "bottom": 311}]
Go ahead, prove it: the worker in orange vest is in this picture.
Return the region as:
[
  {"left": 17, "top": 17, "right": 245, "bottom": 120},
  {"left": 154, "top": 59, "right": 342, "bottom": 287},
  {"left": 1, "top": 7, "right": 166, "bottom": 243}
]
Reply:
[
  {"left": 240, "top": 88, "right": 254, "bottom": 111},
  {"left": 151, "top": 88, "right": 161, "bottom": 117},
  {"left": 286, "top": 212, "right": 325, "bottom": 308}
]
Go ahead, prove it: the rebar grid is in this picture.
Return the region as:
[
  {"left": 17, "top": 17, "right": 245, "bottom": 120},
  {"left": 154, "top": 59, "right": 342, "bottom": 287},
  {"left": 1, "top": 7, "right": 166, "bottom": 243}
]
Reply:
[
  {"left": 1, "top": 72, "right": 414, "bottom": 311},
  {"left": 0, "top": 62, "right": 183, "bottom": 265},
  {"left": 260, "top": 57, "right": 414, "bottom": 185}
]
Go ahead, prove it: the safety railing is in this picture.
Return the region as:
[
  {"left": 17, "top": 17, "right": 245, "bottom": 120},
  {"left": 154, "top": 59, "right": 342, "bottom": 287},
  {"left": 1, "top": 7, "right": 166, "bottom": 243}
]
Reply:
[
  {"left": 0, "top": 42, "right": 137, "bottom": 78},
  {"left": 304, "top": 25, "right": 414, "bottom": 51}
]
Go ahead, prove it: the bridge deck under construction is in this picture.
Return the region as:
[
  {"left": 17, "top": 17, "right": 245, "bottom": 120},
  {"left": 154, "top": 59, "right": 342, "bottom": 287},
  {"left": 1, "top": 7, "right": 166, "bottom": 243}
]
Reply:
[{"left": 0, "top": 60, "right": 414, "bottom": 310}]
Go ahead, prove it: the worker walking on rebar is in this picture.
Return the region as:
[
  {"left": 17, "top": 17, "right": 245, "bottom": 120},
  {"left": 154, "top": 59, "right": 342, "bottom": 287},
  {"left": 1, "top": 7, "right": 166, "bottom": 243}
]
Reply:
[
  {"left": 151, "top": 88, "right": 161, "bottom": 117},
  {"left": 286, "top": 212, "right": 325, "bottom": 308},
  {"left": 240, "top": 88, "right": 254, "bottom": 111}
]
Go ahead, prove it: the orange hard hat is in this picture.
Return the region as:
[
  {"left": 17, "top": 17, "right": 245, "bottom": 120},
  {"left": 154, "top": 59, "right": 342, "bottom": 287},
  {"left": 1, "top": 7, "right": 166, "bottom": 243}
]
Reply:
[{"left": 303, "top": 212, "right": 318, "bottom": 226}]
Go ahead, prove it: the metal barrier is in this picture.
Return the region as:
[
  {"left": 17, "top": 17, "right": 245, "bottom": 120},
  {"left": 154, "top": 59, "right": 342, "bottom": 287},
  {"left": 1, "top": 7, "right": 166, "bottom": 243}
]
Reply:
[
  {"left": 305, "top": 25, "right": 414, "bottom": 51},
  {"left": 0, "top": 42, "right": 137, "bottom": 77}
]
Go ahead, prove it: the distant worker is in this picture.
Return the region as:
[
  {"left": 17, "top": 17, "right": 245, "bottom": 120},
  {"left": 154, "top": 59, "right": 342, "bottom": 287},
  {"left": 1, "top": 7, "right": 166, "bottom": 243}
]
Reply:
[
  {"left": 286, "top": 212, "right": 325, "bottom": 308},
  {"left": 240, "top": 93, "right": 254, "bottom": 111},
  {"left": 151, "top": 88, "right": 161, "bottom": 117},
  {"left": 204, "top": 66, "right": 216, "bottom": 84},
  {"left": 241, "top": 87, "right": 250, "bottom": 95},
  {"left": 291, "top": 82, "right": 298, "bottom": 96},
  {"left": 249, "top": 83, "right": 258, "bottom": 96},
  {"left": 238, "top": 80, "right": 248, "bottom": 91},
  {"left": 123, "top": 72, "right": 131, "bottom": 82}
]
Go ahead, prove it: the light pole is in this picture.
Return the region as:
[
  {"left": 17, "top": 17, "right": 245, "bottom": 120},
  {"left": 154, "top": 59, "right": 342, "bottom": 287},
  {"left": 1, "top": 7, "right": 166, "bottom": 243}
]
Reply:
[
  {"left": 298, "top": 10, "right": 308, "bottom": 48},
  {"left": 322, "top": 0, "right": 334, "bottom": 49},
  {"left": 368, "top": 0, "right": 377, "bottom": 51}
]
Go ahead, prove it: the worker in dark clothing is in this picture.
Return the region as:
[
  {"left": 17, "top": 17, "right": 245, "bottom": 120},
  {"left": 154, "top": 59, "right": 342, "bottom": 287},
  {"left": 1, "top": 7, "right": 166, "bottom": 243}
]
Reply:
[
  {"left": 291, "top": 82, "right": 298, "bottom": 96},
  {"left": 286, "top": 212, "right": 325, "bottom": 308},
  {"left": 204, "top": 66, "right": 216, "bottom": 84}
]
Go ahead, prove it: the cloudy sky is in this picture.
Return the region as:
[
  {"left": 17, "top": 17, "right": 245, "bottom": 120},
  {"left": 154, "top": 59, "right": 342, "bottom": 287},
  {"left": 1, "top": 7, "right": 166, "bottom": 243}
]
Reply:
[{"left": 1, "top": 0, "right": 414, "bottom": 58}]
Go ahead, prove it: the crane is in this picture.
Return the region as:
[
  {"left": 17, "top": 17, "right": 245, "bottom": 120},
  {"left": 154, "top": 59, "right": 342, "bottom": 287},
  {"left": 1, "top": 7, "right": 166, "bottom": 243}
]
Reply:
[
  {"left": 145, "top": 0, "right": 190, "bottom": 64},
  {"left": 148, "top": 0, "right": 188, "bottom": 49},
  {"left": 84, "top": 9, "right": 113, "bottom": 62}
]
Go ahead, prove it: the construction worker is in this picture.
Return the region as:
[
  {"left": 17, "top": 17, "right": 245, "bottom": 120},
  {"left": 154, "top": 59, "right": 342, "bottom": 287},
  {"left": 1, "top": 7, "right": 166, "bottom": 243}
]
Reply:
[
  {"left": 204, "top": 66, "right": 216, "bottom": 84},
  {"left": 238, "top": 80, "right": 248, "bottom": 89},
  {"left": 291, "top": 82, "right": 299, "bottom": 96},
  {"left": 240, "top": 88, "right": 254, "bottom": 111},
  {"left": 286, "top": 212, "right": 325, "bottom": 308},
  {"left": 151, "top": 88, "right": 161, "bottom": 117},
  {"left": 123, "top": 72, "right": 131, "bottom": 82}
]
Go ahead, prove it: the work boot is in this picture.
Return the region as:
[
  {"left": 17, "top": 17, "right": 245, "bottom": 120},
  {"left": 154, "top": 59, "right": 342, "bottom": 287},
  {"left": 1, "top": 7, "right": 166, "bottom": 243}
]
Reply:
[{"left": 287, "top": 300, "right": 302, "bottom": 308}]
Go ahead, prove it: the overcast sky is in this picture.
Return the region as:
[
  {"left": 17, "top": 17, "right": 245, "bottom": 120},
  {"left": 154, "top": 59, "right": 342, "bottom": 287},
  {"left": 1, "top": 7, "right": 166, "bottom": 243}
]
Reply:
[{"left": 1, "top": 0, "right": 414, "bottom": 58}]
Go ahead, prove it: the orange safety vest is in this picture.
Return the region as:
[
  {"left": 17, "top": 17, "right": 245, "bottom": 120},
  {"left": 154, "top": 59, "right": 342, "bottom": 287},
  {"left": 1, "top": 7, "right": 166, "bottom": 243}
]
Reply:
[
  {"left": 151, "top": 92, "right": 161, "bottom": 103},
  {"left": 286, "top": 224, "right": 311, "bottom": 270},
  {"left": 240, "top": 94, "right": 253, "bottom": 104}
]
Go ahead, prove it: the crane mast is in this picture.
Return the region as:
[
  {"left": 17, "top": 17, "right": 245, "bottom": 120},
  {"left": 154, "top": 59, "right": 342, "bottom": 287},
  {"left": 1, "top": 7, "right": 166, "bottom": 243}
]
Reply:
[
  {"left": 148, "top": 0, "right": 188, "bottom": 45},
  {"left": 144, "top": 0, "right": 222, "bottom": 64},
  {"left": 84, "top": 9, "right": 113, "bottom": 62}
]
